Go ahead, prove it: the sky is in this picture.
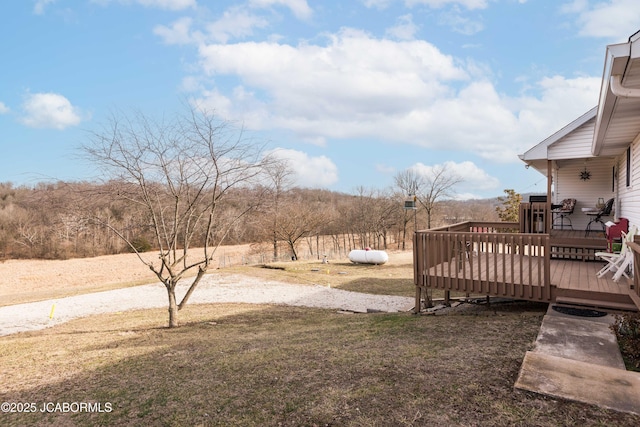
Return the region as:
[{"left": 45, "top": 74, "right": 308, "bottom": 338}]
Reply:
[{"left": 2, "top": 0, "right": 640, "bottom": 199}]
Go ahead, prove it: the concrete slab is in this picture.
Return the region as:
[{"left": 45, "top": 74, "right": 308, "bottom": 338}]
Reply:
[
  {"left": 515, "top": 304, "right": 640, "bottom": 415},
  {"left": 535, "top": 306, "right": 625, "bottom": 369},
  {"left": 516, "top": 352, "right": 640, "bottom": 415}
]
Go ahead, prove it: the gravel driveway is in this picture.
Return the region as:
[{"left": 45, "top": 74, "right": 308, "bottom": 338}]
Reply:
[{"left": 0, "top": 274, "right": 414, "bottom": 336}]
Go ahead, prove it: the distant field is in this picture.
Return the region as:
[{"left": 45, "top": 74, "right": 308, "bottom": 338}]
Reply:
[
  {"left": 0, "top": 246, "right": 418, "bottom": 306},
  {"left": 0, "top": 244, "right": 253, "bottom": 307}
]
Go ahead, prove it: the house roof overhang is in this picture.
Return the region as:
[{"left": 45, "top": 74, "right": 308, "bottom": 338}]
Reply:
[
  {"left": 518, "top": 107, "right": 597, "bottom": 176},
  {"left": 592, "top": 31, "right": 640, "bottom": 156}
]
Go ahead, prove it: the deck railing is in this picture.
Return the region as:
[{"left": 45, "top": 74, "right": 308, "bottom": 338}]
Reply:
[
  {"left": 519, "top": 202, "right": 550, "bottom": 234},
  {"left": 413, "top": 221, "right": 552, "bottom": 312}
]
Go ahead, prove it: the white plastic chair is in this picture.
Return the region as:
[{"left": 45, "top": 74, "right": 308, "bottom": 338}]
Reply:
[
  {"left": 596, "top": 226, "right": 636, "bottom": 281},
  {"left": 612, "top": 249, "right": 634, "bottom": 282}
]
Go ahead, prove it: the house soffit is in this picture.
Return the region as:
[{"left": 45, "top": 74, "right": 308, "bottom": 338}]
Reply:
[
  {"left": 593, "top": 37, "right": 640, "bottom": 157},
  {"left": 519, "top": 107, "right": 597, "bottom": 162}
]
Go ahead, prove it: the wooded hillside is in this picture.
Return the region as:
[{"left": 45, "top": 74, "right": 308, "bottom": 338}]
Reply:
[{"left": 0, "top": 181, "right": 499, "bottom": 260}]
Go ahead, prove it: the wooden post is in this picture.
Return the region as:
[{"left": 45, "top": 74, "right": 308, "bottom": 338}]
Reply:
[
  {"left": 413, "top": 231, "right": 421, "bottom": 314},
  {"left": 547, "top": 160, "right": 553, "bottom": 233}
]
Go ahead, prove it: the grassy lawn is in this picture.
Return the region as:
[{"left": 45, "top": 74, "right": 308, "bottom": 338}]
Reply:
[
  {"left": 2, "top": 303, "right": 639, "bottom": 426},
  {"left": 2, "top": 251, "right": 639, "bottom": 426}
]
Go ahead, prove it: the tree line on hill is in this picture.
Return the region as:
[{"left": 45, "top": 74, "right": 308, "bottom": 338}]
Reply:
[{"left": 0, "top": 180, "right": 503, "bottom": 261}]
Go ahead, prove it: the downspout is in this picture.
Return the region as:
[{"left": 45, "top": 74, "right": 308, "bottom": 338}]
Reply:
[
  {"left": 610, "top": 75, "right": 640, "bottom": 98},
  {"left": 615, "top": 160, "right": 620, "bottom": 221},
  {"left": 609, "top": 74, "right": 640, "bottom": 222}
]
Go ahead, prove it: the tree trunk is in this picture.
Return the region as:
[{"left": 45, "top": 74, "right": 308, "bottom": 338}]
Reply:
[
  {"left": 167, "top": 286, "right": 179, "bottom": 328},
  {"left": 273, "top": 231, "right": 278, "bottom": 261},
  {"left": 289, "top": 241, "right": 298, "bottom": 260},
  {"left": 178, "top": 268, "right": 206, "bottom": 310}
]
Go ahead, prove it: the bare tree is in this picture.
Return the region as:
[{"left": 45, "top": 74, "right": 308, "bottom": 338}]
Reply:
[
  {"left": 83, "top": 105, "right": 270, "bottom": 327},
  {"left": 264, "top": 159, "right": 294, "bottom": 261},
  {"left": 274, "top": 193, "right": 327, "bottom": 261},
  {"left": 394, "top": 171, "right": 421, "bottom": 245},
  {"left": 394, "top": 166, "right": 462, "bottom": 229}
]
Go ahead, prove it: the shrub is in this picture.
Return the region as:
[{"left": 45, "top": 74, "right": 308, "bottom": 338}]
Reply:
[
  {"left": 611, "top": 312, "right": 640, "bottom": 371},
  {"left": 129, "top": 236, "right": 152, "bottom": 253}
]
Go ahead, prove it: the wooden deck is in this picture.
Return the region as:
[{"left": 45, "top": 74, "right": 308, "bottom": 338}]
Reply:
[
  {"left": 551, "top": 258, "right": 630, "bottom": 295},
  {"left": 422, "top": 253, "right": 631, "bottom": 298},
  {"left": 414, "top": 221, "right": 639, "bottom": 312}
]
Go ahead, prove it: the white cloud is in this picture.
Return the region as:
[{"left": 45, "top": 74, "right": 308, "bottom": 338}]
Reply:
[
  {"left": 249, "top": 0, "right": 313, "bottom": 20},
  {"left": 20, "top": 93, "right": 83, "bottom": 130},
  {"left": 267, "top": 148, "right": 338, "bottom": 188},
  {"left": 154, "top": 17, "right": 197, "bottom": 45},
  {"left": 362, "top": 0, "right": 393, "bottom": 9},
  {"left": 91, "top": 0, "right": 196, "bottom": 10},
  {"left": 189, "top": 28, "right": 601, "bottom": 163},
  {"left": 363, "top": 0, "right": 490, "bottom": 9},
  {"left": 0, "top": 102, "right": 9, "bottom": 114},
  {"left": 137, "top": 0, "right": 196, "bottom": 9},
  {"left": 34, "top": 0, "right": 55, "bottom": 15},
  {"left": 155, "top": 8, "right": 272, "bottom": 45},
  {"left": 438, "top": 8, "right": 484, "bottom": 35},
  {"left": 561, "top": 0, "right": 640, "bottom": 39},
  {"left": 386, "top": 14, "right": 419, "bottom": 40},
  {"left": 405, "top": 0, "right": 490, "bottom": 10},
  {"left": 376, "top": 163, "right": 396, "bottom": 174},
  {"left": 410, "top": 160, "right": 500, "bottom": 192},
  {"left": 191, "top": 87, "right": 234, "bottom": 117},
  {"left": 408, "top": 161, "right": 497, "bottom": 200},
  {"left": 197, "top": 28, "right": 468, "bottom": 126},
  {"left": 206, "top": 7, "right": 270, "bottom": 43}
]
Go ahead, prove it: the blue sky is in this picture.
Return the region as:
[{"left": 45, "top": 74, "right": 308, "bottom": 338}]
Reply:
[{"left": 2, "top": 0, "right": 640, "bottom": 199}]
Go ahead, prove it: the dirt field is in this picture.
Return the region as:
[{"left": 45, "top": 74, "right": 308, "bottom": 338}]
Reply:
[
  {"left": 0, "top": 246, "right": 415, "bottom": 307},
  {"left": 0, "top": 244, "right": 254, "bottom": 306}
]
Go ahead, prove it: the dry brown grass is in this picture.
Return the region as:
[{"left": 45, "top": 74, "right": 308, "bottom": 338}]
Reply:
[
  {"left": 2, "top": 303, "right": 639, "bottom": 426},
  {"left": 223, "top": 250, "right": 418, "bottom": 298},
  {"left": 2, "top": 248, "right": 638, "bottom": 426}
]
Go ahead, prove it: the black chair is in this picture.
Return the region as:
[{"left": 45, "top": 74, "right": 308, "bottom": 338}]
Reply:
[
  {"left": 585, "top": 198, "right": 614, "bottom": 236},
  {"left": 552, "top": 198, "right": 576, "bottom": 230}
]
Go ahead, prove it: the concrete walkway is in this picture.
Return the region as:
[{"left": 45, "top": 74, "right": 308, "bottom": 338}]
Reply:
[{"left": 515, "top": 304, "right": 640, "bottom": 415}]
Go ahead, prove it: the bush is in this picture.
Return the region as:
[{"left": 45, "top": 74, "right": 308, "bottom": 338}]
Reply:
[
  {"left": 611, "top": 312, "right": 640, "bottom": 371},
  {"left": 129, "top": 236, "right": 152, "bottom": 253}
]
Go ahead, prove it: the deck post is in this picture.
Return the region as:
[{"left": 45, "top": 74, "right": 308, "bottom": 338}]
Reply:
[
  {"left": 547, "top": 160, "right": 553, "bottom": 233},
  {"left": 413, "top": 231, "right": 422, "bottom": 314}
]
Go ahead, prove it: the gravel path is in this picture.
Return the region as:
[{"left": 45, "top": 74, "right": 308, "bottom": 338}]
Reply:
[{"left": 0, "top": 274, "right": 414, "bottom": 336}]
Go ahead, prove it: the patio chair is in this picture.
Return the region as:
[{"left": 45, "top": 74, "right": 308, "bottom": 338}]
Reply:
[
  {"left": 596, "top": 226, "right": 637, "bottom": 281},
  {"left": 585, "top": 198, "right": 614, "bottom": 236},
  {"left": 552, "top": 198, "right": 576, "bottom": 230}
]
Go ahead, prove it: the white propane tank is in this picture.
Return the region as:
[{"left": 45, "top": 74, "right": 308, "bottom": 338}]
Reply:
[{"left": 348, "top": 248, "right": 389, "bottom": 265}]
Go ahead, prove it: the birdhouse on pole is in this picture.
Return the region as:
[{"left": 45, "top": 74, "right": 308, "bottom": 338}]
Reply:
[{"left": 404, "top": 195, "right": 417, "bottom": 210}]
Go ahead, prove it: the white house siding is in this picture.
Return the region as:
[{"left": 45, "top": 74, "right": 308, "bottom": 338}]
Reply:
[
  {"left": 548, "top": 118, "right": 596, "bottom": 160},
  {"left": 554, "top": 157, "right": 616, "bottom": 231},
  {"left": 616, "top": 133, "right": 640, "bottom": 229}
]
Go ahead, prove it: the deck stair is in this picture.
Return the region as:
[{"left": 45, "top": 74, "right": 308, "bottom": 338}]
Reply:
[{"left": 555, "top": 291, "right": 638, "bottom": 312}]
